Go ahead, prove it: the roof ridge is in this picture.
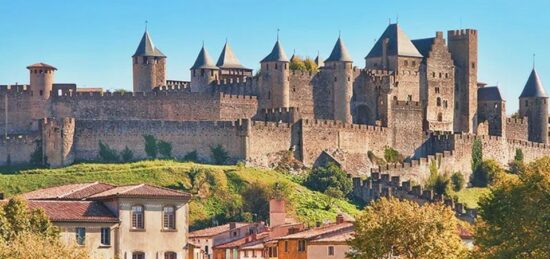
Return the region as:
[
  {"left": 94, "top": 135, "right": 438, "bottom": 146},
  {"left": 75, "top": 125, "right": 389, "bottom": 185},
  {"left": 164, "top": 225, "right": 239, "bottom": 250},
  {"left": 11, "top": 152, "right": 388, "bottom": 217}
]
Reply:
[{"left": 57, "top": 181, "right": 100, "bottom": 199}]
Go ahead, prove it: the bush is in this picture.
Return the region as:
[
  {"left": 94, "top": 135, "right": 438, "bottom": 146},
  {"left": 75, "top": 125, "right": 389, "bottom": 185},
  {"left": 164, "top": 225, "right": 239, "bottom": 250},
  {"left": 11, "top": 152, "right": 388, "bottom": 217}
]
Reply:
[
  {"left": 158, "top": 140, "right": 172, "bottom": 158},
  {"left": 120, "top": 146, "right": 134, "bottom": 162},
  {"left": 143, "top": 135, "right": 158, "bottom": 158},
  {"left": 450, "top": 172, "right": 465, "bottom": 192},
  {"left": 472, "top": 139, "right": 483, "bottom": 171},
  {"left": 514, "top": 148, "right": 524, "bottom": 162},
  {"left": 183, "top": 150, "right": 198, "bottom": 162},
  {"left": 471, "top": 160, "right": 503, "bottom": 187},
  {"left": 384, "top": 147, "right": 403, "bottom": 163},
  {"left": 211, "top": 145, "right": 229, "bottom": 165},
  {"left": 98, "top": 141, "right": 119, "bottom": 162},
  {"left": 304, "top": 163, "right": 352, "bottom": 197},
  {"left": 29, "top": 140, "right": 45, "bottom": 166},
  {"left": 425, "top": 160, "right": 451, "bottom": 196}
]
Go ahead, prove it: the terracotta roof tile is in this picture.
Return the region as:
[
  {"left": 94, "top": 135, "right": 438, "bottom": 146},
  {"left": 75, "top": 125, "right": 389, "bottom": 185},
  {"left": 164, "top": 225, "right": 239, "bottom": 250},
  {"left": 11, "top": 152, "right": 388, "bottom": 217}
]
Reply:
[
  {"left": 23, "top": 182, "right": 115, "bottom": 200},
  {"left": 277, "top": 222, "right": 353, "bottom": 240},
  {"left": 309, "top": 229, "right": 354, "bottom": 243},
  {"left": 189, "top": 223, "right": 251, "bottom": 238},
  {"left": 26, "top": 63, "right": 57, "bottom": 70},
  {"left": 28, "top": 200, "right": 118, "bottom": 223}
]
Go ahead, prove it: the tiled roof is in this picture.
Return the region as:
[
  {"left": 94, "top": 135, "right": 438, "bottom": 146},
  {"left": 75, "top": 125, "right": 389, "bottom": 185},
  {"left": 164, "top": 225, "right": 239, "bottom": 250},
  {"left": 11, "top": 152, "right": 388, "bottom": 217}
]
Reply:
[
  {"left": 520, "top": 69, "right": 547, "bottom": 98},
  {"left": 277, "top": 222, "right": 353, "bottom": 240},
  {"left": 366, "top": 23, "right": 423, "bottom": 59},
  {"left": 89, "top": 184, "right": 191, "bottom": 200},
  {"left": 309, "top": 229, "right": 354, "bottom": 243},
  {"left": 133, "top": 31, "right": 166, "bottom": 57},
  {"left": 214, "top": 232, "right": 270, "bottom": 249},
  {"left": 26, "top": 63, "right": 57, "bottom": 70},
  {"left": 28, "top": 200, "right": 118, "bottom": 223},
  {"left": 478, "top": 86, "right": 504, "bottom": 101},
  {"left": 411, "top": 37, "right": 435, "bottom": 58},
  {"left": 189, "top": 223, "right": 251, "bottom": 238},
  {"left": 325, "top": 37, "right": 353, "bottom": 63},
  {"left": 216, "top": 42, "right": 245, "bottom": 69},
  {"left": 191, "top": 46, "right": 219, "bottom": 70},
  {"left": 23, "top": 182, "right": 115, "bottom": 200},
  {"left": 261, "top": 40, "right": 289, "bottom": 63}
]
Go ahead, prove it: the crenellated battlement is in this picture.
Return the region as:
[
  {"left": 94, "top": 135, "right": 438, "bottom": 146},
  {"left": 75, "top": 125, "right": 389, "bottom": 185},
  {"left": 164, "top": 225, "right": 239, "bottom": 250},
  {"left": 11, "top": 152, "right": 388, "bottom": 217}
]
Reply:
[
  {"left": 506, "top": 117, "right": 528, "bottom": 125},
  {"left": 0, "top": 133, "right": 38, "bottom": 144},
  {"left": 250, "top": 120, "right": 292, "bottom": 128},
  {"left": 218, "top": 92, "right": 257, "bottom": 101},
  {"left": 448, "top": 29, "right": 477, "bottom": 39},
  {"left": 507, "top": 139, "right": 549, "bottom": 149},
  {"left": 214, "top": 76, "right": 257, "bottom": 87},
  {"left": 301, "top": 119, "right": 387, "bottom": 132},
  {"left": 393, "top": 100, "right": 422, "bottom": 107},
  {"left": 289, "top": 70, "right": 318, "bottom": 78}
]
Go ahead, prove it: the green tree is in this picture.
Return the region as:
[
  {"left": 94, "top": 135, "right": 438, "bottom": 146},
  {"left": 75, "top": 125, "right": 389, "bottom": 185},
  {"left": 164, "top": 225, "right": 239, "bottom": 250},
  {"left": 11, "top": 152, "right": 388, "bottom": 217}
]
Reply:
[
  {"left": 475, "top": 157, "right": 550, "bottom": 258},
  {"left": 98, "top": 141, "right": 119, "bottom": 162},
  {"left": 121, "top": 146, "right": 134, "bottom": 162},
  {"left": 304, "top": 163, "right": 352, "bottom": 197},
  {"left": 289, "top": 55, "right": 306, "bottom": 71},
  {"left": 471, "top": 139, "right": 483, "bottom": 171},
  {"left": 384, "top": 146, "right": 403, "bottom": 163},
  {"left": 348, "top": 198, "right": 467, "bottom": 259},
  {"left": 158, "top": 140, "right": 173, "bottom": 158},
  {"left": 183, "top": 150, "right": 198, "bottom": 162},
  {"left": 241, "top": 182, "right": 270, "bottom": 222},
  {"left": 509, "top": 148, "right": 526, "bottom": 174},
  {"left": 269, "top": 182, "right": 291, "bottom": 200},
  {"left": 210, "top": 144, "right": 229, "bottom": 165},
  {"left": 0, "top": 197, "right": 58, "bottom": 242},
  {"left": 514, "top": 148, "right": 524, "bottom": 162},
  {"left": 0, "top": 231, "right": 89, "bottom": 259},
  {"left": 143, "top": 135, "right": 158, "bottom": 158},
  {"left": 303, "top": 57, "right": 319, "bottom": 72},
  {"left": 451, "top": 172, "right": 466, "bottom": 192},
  {"left": 471, "top": 160, "right": 503, "bottom": 187},
  {"left": 29, "top": 140, "right": 45, "bottom": 166}
]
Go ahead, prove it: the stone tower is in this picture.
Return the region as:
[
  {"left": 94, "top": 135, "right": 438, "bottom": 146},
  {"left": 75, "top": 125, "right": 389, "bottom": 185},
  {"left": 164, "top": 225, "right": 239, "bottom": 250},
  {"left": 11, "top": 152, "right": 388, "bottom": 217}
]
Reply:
[
  {"left": 27, "top": 63, "right": 56, "bottom": 99},
  {"left": 519, "top": 69, "right": 548, "bottom": 143},
  {"left": 260, "top": 39, "right": 290, "bottom": 108},
  {"left": 477, "top": 86, "right": 506, "bottom": 137},
  {"left": 215, "top": 41, "right": 253, "bottom": 81},
  {"left": 325, "top": 36, "right": 353, "bottom": 123},
  {"left": 448, "top": 29, "right": 478, "bottom": 133},
  {"left": 190, "top": 45, "right": 219, "bottom": 93},
  {"left": 132, "top": 30, "right": 167, "bottom": 92}
]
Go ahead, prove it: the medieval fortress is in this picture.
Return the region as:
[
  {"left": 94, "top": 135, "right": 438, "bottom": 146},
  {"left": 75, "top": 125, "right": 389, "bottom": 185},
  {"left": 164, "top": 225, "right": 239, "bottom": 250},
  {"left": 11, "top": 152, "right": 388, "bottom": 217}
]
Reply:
[{"left": 1, "top": 23, "right": 549, "bottom": 183}]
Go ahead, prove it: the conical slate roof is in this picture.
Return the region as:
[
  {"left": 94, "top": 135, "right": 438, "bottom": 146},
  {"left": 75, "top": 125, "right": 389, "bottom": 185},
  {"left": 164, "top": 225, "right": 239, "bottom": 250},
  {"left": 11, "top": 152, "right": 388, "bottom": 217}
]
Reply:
[
  {"left": 520, "top": 69, "right": 547, "bottom": 98},
  {"left": 216, "top": 42, "right": 244, "bottom": 68},
  {"left": 261, "top": 40, "right": 289, "bottom": 63},
  {"left": 366, "top": 23, "right": 422, "bottom": 59},
  {"left": 133, "top": 31, "right": 165, "bottom": 57},
  {"left": 325, "top": 37, "right": 353, "bottom": 62},
  {"left": 191, "top": 46, "right": 218, "bottom": 70}
]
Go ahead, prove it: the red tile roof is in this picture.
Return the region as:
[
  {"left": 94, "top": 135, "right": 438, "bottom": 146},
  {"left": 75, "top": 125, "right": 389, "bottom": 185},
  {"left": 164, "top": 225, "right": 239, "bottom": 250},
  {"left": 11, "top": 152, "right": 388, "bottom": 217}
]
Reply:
[
  {"left": 28, "top": 200, "right": 118, "bottom": 223},
  {"left": 26, "top": 63, "right": 57, "bottom": 70},
  {"left": 215, "top": 232, "right": 270, "bottom": 249},
  {"left": 89, "top": 184, "right": 191, "bottom": 199},
  {"left": 309, "top": 229, "right": 354, "bottom": 244},
  {"left": 23, "top": 182, "right": 115, "bottom": 200},
  {"left": 277, "top": 222, "right": 354, "bottom": 240},
  {"left": 189, "top": 223, "right": 251, "bottom": 238}
]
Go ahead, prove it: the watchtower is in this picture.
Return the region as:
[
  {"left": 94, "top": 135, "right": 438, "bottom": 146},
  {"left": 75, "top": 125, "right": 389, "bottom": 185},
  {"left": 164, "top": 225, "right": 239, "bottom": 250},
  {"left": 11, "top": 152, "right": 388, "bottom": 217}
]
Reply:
[
  {"left": 519, "top": 69, "right": 548, "bottom": 143},
  {"left": 190, "top": 44, "right": 219, "bottom": 93},
  {"left": 27, "top": 63, "right": 56, "bottom": 99},
  {"left": 325, "top": 36, "right": 353, "bottom": 123},
  {"left": 260, "top": 39, "right": 290, "bottom": 108},
  {"left": 132, "top": 30, "right": 167, "bottom": 92}
]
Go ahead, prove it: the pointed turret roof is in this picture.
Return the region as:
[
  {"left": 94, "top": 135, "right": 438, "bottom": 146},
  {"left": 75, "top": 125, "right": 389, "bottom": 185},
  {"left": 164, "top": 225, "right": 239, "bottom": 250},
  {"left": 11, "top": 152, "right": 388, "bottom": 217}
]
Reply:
[
  {"left": 191, "top": 45, "right": 218, "bottom": 70},
  {"left": 261, "top": 40, "right": 289, "bottom": 63},
  {"left": 216, "top": 41, "right": 244, "bottom": 69},
  {"left": 133, "top": 31, "right": 165, "bottom": 57},
  {"left": 520, "top": 69, "right": 547, "bottom": 98},
  {"left": 366, "top": 23, "right": 422, "bottom": 59},
  {"left": 325, "top": 37, "right": 353, "bottom": 62}
]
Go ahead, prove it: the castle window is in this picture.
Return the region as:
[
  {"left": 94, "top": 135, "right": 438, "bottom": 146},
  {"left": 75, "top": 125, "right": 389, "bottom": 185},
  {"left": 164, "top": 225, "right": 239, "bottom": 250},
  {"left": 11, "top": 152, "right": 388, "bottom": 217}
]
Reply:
[
  {"left": 210, "top": 70, "right": 214, "bottom": 76},
  {"left": 267, "top": 91, "right": 271, "bottom": 99},
  {"left": 471, "top": 62, "right": 476, "bottom": 69},
  {"left": 436, "top": 97, "right": 441, "bottom": 106},
  {"left": 275, "top": 63, "right": 278, "bottom": 70},
  {"left": 395, "top": 82, "right": 399, "bottom": 87},
  {"left": 444, "top": 100, "right": 448, "bottom": 108},
  {"left": 445, "top": 73, "right": 449, "bottom": 78},
  {"left": 266, "top": 64, "right": 269, "bottom": 70},
  {"left": 285, "top": 63, "right": 288, "bottom": 70},
  {"left": 408, "top": 95, "right": 412, "bottom": 101},
  {"left": 348, "top": 76, "right": 351, "bottom": 82},
  {"left": 432, "top": 72, "right": 436, "bottom": 78},
  {"left": 393, "top": 96, "right": 397, "bottom": 101},
  {"left": 293, "top": 87, "right": 296, "bottom": 92},
  {"left": 412, "top": 61, "right": 416, "bottom": 67},
  {"left": 40, "top": 90, "right": 43, "bottom": 96},
  {"left": 439, "top": 73, "right": 442, "bottom": 78},
  {"left": 201, "top": 69, "right": 205, "bottom": 76},
  {"left": 525, "top": 100, "right": 528, "bottom": 107},
  {"left": 437, "top": 113, "right": 443, "bottom": 122},
  {"left": 435, "top": 87, "right": 440, "bottom": 93}
]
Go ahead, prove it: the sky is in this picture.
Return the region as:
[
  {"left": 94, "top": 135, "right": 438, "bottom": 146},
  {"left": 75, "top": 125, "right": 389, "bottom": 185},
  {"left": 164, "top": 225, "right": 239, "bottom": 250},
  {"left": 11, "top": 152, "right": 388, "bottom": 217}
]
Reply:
[{"left": 1, "top": 0, "right": 549, "bottom": 112}]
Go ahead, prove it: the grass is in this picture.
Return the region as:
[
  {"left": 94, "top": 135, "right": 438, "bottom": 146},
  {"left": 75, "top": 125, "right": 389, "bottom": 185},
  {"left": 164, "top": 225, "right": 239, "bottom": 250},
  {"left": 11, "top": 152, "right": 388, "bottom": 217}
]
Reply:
[
  {"left": 451, "top": 187, "right": 491, "bottom": 208},
  {"left": 0, "top": 160, "right": 359, "bottom": 228}
]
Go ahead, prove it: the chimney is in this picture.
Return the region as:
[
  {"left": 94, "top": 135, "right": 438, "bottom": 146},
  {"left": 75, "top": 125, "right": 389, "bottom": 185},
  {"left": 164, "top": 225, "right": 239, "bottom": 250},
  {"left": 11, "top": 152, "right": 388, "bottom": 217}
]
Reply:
[
  {"left": 336, "top": 214, "right": 345, "bottom": 224},
  {"left": 269, "top": 199, "right": 286, "bottom": 227},
  {"left": 229, "top": 222, "right": 236, "bottom": 230}
]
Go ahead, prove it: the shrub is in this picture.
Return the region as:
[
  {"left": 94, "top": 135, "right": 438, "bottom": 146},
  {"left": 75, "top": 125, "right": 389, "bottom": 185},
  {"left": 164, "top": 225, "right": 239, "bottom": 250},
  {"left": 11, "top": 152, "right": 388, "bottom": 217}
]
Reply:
[
  {"left": 289, "top": 55, "right": 306, "bottom": 71},
  {"left": 211, "top": 145, "right": 229, "bottom": 165},
  {"left": 304, "top": 163, "right": 352, "bottom": 197},
  {"left": 384, "top": 147, "right": 403, "bottom": 163},
  {"left": 183, "top": 150, "right": 198, "bottom": 162},
  {"left": 425, "top": 160, "right": 450, "bottom": 196},
  {"left": 98, "top": 141, "right": 119, "bottom": 162},
  {"left": 514, "top": 148, "right": 524, "bottom": 162},
  {"left": 303, "top": 57, "right": 319, "bottom": 72},
  {"left": 29, "top": 140, "right": 45, "bottom": 166},
  {"left": 120, "top": 146, "right": 134, "bottom": 162},
  {"left": 158, "top": 140, "right": 172, "bottom": 158},
  {"left": 471, "top": 139, "right": 483, "bottom": 171},
  {"left": 471, "top": 160, "right": 503, "bottom": 187},
  {"left": 450, "top": 172, "right": 465, "bottom": 192},
  {"left": 143, "top": 135, "right": 158, "bottom": 158}
]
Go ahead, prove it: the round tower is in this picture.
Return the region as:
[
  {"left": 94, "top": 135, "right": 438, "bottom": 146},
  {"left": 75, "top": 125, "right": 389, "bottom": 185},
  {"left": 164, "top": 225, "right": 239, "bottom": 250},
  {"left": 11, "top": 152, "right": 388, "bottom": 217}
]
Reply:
[
  {"left": 260, "top": 39, "right": 290, "bottom": 108},
  {"left": 325, "top": 37, "right": 353, "bottom": 123},
  {"left": 132, "top": 30, "right": 166, "bottom": 92},
  {"left": 519, "top": 68, "right": 548, "bottom": 143},
  {"left": 27, "top": 63, "right": 57, "bottom": 99},
  {"left": 190, "top": 45, "right": 219, "bottom": 93}
]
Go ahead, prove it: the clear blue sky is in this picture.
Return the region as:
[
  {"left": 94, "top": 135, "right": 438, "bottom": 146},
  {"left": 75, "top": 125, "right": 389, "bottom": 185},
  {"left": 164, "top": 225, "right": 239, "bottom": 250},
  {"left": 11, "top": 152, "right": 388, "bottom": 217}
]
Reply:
[{"left": 1, "top": 0, "right": 549, "bottom": 112}]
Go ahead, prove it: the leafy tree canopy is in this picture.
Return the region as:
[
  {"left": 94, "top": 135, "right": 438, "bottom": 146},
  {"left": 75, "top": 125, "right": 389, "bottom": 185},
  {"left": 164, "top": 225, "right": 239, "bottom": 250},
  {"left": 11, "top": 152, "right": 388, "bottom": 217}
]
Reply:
[{"left": 304, "top": 163, "right": 352, "bottom": 197}]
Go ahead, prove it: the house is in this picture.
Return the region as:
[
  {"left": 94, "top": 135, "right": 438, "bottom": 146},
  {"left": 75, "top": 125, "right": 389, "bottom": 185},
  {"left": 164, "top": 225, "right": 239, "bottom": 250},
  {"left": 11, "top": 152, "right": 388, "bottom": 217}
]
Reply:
[{"left": 21, "top": 182, "right": 192, "bottom": 259}]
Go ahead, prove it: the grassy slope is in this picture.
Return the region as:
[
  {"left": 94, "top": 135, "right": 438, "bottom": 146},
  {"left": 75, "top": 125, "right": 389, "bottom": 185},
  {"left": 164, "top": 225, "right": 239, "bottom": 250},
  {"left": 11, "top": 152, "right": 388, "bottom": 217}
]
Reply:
[
  {"left": 451, "top": 187, "right": 490, "bottom": 208},
  {"left": 0, "top": 160, "right": 359, "bottom": 227}
]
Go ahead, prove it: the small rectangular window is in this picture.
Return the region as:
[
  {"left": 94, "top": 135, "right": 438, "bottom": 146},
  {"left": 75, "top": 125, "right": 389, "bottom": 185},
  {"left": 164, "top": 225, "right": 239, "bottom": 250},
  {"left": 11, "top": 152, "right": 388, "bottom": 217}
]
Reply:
[
  {"left": 101, "top": 227, "right": 110, "bottom": 246},
  {"left": 75, "top": 227, "right": 86, "bottom": 246},
  {"left": 328, "top": 246, "right": 335, "bottom": 256},
  {"left": 298, "top": 240, "right": 306, "bottom": 252},
  {"left": 284, "top": 241, "right": 288, "bottom": 252}
]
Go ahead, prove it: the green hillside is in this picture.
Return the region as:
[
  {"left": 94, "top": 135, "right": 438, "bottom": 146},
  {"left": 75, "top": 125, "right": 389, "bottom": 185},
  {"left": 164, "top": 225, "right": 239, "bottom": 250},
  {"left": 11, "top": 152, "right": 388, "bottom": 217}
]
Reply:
[{"left": 0, "top": 161, "right": 359, "bottom": 229}]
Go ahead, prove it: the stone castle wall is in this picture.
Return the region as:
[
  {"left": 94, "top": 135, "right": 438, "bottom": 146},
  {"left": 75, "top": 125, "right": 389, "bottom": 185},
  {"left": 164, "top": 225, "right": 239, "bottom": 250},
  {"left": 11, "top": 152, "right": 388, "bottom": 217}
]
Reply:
[
  {"left": 0, "top": 134, "right": 38, "bottom": 166},
  {"left": 506, "top": 117, "right": 529, "bottom": 141}
]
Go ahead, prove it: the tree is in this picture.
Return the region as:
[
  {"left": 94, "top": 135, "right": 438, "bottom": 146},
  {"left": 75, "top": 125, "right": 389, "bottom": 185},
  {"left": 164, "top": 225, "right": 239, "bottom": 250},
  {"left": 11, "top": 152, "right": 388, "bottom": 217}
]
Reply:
[
  {"left": 304, "top": 163, "right": 352, "bottom": 197},
  {"left": 514, "top": 148, "right": 524, "bottom": 162},
  {"left": 471, "top": 160, "right": 503, "bottom": 187},
  {"left": 0, "top": 197, "right": 58, "bottom": 242},
  {"left": 471, "top": 139, "right": 483, "bottom": 172},
  {"left": 475, "top": 157, "right": 550, "bottom": 258},
  {"left": 0, "top": 231, "right": 89, "bottom": 259},
  {"left": 289, "top": 55, "right": 306, "bottom": 71},
  {"left": 425, "top": 160, "right": 451, "bottom": 196},
  {"left": 158, "top": 140, "right": 173, "bottom": 158},
  {"left": 384, "top": 146, "right": 403, "bottom": 163},
  {"left": 348, "top": 198, "right": 467, "bottom": 259},
  {"left": 29, "top": 139, "right": 45, "bottom": 166},
  {"left": 303, "top": 57, "right": 319, "bottom": 72},
  {"left": 210, "top": 144, "right": 229, "bottom": 165},
  {"left": 98, "top": 141, "right": 119, "bottom": 162},
  {"left": 451, "top": 172, "right": 466, "bottom": 192},
  {"left": 121, "top": 146, "right": 134, "bottom": 162},
  {"left": 143, "top": 135, "right": 158, "bottom": 158},
  {"left": 509, "top": 148, "right": 525, "bottom": 174},
  {"left": 183, "top": 150, "right": 198, "bottom": 162}
]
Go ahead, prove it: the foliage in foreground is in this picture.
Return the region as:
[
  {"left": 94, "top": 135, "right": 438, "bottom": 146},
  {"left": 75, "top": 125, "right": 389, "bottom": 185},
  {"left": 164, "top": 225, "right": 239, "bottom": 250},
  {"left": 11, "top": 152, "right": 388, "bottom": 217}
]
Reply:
[
  {"left": 0, "top": 197, "right": 88, "bottom": 259},
  {"left": 475, "top": 157, "right": 550, "bottom": 258},
  {"left": 348, "top": 198, "right": 467, "bottom": 259},
  {"left": 304, "top": 163, "right": 353, "bottom": 199}
]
